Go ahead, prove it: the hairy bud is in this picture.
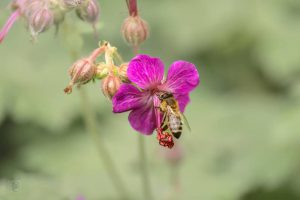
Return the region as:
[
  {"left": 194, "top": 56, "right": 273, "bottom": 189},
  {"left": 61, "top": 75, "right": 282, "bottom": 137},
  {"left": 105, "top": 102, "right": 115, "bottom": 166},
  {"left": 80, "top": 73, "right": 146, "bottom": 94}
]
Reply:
[
  {"left": 64, "top": 58, "right": 96, "bottom": 94},
  {"left": 23, "top": 0, "right": 47, "bottom": 18},
  {"left": 118, "top": 63, "right": 129, "bottom": 82},
  {"left": 101, "top": 75, "right": 121, "bottom": 100},
  {"left": 29, "top": 8, "right": 54, "bottom": 37},
  {"left": 122, "top": 15, "right": 149, "bottom": 48},
  {"left": 76, "top": 0, "right": 100, "bottom": 24}
]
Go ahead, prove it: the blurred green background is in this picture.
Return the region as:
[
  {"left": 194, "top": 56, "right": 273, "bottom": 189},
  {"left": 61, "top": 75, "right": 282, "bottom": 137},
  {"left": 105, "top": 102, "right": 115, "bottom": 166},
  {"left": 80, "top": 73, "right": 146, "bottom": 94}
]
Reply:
[{"left": 1, "top": 0, "right": 300, "bottom": 199}]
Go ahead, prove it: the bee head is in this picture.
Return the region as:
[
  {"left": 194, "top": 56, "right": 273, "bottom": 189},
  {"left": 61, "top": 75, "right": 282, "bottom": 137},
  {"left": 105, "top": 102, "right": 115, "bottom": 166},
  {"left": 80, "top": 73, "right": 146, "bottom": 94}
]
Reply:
[{"left": 158, "top": 91, "right": 173, "bottom": 100}]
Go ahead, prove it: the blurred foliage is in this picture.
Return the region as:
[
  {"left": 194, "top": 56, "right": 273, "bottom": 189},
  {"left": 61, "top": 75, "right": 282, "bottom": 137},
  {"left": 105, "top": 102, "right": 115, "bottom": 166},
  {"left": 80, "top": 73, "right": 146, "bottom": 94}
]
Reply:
[{"left": 1, "top": 0, "right": 300, "bottom": 199}]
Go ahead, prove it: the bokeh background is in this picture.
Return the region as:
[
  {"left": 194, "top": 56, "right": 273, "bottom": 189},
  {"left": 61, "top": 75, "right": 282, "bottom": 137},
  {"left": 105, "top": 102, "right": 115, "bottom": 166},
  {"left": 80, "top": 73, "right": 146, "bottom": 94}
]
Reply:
[{"left": 1, "top": 0, "right": 300, "bottom": 199}]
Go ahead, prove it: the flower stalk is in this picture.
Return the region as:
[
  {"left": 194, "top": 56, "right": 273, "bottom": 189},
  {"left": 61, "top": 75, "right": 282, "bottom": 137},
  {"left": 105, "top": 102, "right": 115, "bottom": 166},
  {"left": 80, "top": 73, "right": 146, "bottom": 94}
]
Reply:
[
  {"left": 138, "top": 134, "right": 153, "bottom": 200},
  {"left": 0, "top": 10, "right": 20, "bottom": 43},
  {"left": 126, "top": 0, "right": 138, "bottom": 16},
  {"left": 67, "top": 42, "right": 129, "bottom": 199},
  {"left": 79, "top": 88, "right": 130, "bottom": 200}
]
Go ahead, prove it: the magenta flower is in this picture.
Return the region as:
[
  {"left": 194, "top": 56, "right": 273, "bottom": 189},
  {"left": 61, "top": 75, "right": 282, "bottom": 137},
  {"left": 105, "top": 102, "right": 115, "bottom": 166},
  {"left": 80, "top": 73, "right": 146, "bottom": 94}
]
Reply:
[{"left": 112, "top": 55, "right": 199, "bottom": 146}]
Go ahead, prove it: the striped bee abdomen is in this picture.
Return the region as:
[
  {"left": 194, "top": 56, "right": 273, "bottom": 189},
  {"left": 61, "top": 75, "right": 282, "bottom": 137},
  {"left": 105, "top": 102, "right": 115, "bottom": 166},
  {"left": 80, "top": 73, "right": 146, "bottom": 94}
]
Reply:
[{"left": 168, "top": 114, "right": 182, "bottom": 139}]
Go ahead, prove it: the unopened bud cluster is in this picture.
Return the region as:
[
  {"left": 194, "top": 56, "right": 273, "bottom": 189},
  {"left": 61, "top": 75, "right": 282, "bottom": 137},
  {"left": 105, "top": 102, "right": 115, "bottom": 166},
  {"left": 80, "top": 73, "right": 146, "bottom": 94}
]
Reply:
[
  {"left": 64, "top": 41, "right": 129, "bottom": 100},
  {"left": 0, "top": 0, "right": 100, "bottom": 42}
]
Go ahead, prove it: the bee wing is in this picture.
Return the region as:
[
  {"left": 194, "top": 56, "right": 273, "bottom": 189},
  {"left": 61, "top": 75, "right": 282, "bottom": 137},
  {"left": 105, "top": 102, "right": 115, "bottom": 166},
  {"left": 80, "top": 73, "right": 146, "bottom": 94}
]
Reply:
[
  {"left": 180, "top": 112, "right": 191, "bottom": 132},
  {"left": 160, "top": 111, "right": 168, "bottom": 127}
]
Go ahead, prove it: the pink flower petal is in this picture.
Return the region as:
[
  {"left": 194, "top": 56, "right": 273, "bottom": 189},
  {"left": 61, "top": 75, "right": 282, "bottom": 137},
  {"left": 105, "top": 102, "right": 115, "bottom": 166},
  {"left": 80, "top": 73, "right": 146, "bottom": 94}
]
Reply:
[
  {"left": 127, "top": 54, "right": 164, "bottom": 89},
  {"left": 128, "top": 104, "right": 156, "bottom": 135},
  {"left": 165, "top": 61, "right": 200, "bottom": 95},
  {"left": 174, "top": 93, "right": 190, "bottom": 112},
  {"left": 112, "top": 84, "right": 143, "bottom": 113}
]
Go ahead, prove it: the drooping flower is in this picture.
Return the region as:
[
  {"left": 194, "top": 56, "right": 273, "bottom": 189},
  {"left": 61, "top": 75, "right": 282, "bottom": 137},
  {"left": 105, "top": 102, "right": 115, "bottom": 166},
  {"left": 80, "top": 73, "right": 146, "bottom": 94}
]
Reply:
[
  {"left": 64, "top": 57, "right": 96, "bottom": 94},
  {"left": 0, "top": 0, "right": 100, "bottom": 43},
  {"left": 112, "top": 55, "right": 200, "bottom": 147},
  {"left": 76, "top": 0, "right": 100, "bottom": 25},
  {"left": 28, "top": 7, "right": 54, "bottom": 37},
  {"left": 64, "top": 41, "right": 129, "bottom": 97},
  {"left": 64, "top": 45, "right": 107, "bottom": 94}
]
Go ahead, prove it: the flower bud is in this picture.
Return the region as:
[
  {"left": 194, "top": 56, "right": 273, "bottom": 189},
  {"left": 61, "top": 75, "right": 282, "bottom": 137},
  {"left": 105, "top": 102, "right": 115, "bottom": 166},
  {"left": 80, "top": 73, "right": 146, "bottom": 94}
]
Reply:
[
  {"left": 101, "top": 75, "right": 121, "bottom": 99},
  {"left": 63, "top": 0, "right": 84, "bottom": 8},
  {"left": 122, "top": 15, "right": 149, "bottom": 48},
  {"left": 64, "top": 58, "right": 96, "bottom": 94},
  {"left": 118, "top": 63, "right": 129, "bottom": 82},
  {"left": 76, "top": 0, "right": 100, "bottom": 24},
  {"left": 95, "top": 63, "right": 109, "bottom": 79},
  {"left": 29, "top": 8, "right": 54, "bottom": 37},
  {"left": 23, "top": 0, "right": 45, "bottom": 18}
]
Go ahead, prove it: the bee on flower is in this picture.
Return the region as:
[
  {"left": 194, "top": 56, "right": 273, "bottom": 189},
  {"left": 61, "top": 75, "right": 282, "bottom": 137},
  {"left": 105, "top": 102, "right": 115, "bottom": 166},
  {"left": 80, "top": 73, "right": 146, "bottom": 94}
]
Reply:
[{"left": 112, "top": 55, "right": 200, "bottom": 148}]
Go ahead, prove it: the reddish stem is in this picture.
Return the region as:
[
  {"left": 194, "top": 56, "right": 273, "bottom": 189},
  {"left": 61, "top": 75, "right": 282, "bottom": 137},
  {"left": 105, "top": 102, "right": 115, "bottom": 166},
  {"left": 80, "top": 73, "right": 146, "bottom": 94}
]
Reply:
[
  {"left": 126, "top": 0, "right": 138, "bottom": 16},
  {"left": 0, "top": 10, "right": 20, "bottom": 43},
  {"left": 88, "top": 46, "right": 106, "bottom": 62}
]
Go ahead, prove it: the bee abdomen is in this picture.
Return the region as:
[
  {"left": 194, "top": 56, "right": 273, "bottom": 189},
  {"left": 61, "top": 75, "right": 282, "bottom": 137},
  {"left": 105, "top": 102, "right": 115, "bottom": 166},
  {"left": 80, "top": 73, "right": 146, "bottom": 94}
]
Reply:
[{"left": 169, "top": 116, "right": 182, "bottom": 139}]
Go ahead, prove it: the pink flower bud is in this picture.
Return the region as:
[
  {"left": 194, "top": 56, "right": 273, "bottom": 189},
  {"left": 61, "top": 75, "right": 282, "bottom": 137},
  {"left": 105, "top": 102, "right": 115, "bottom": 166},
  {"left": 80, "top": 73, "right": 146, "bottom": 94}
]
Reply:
[
  {"left": 23, "top": 0, "right": 45, "bottom": 18},
  {"left": 28, "top": 8, "right": 54, "bottom": 37},
  {"left": 118, "top": 63, "right": 129, "bottom": 82},
  {"left": 64, "top": 58, "right": 96, "bottom": 94},
  {"left": 101, "top": 75, "right": 121, "bottom": 100},
  {"left": 122, "top": 15, "right": 149, "bottom": 49},
  {"left": 76, "top": 0, "right": 100, "bottom": 24}
]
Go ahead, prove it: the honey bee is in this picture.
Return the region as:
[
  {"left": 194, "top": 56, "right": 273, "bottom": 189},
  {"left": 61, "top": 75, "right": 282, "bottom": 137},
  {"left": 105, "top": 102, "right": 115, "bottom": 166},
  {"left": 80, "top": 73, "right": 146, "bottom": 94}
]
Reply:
[{"left": 157, "top": 92, "right": 190, "bottom": 139}]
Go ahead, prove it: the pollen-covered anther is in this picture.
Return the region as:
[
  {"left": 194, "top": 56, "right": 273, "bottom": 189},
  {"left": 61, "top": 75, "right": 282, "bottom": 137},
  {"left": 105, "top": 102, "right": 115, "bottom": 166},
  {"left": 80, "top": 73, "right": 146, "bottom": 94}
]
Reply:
[
  {"left": 156, "top": 128, "right": 174, "bottom": 149},
  {"left": 64, "top": 58, "right": 96, "bottom": 94},
  {"left": 101, "top": 74, "right": 122, "bottom": 100},
  {"left": 122, "top": 15, "right": 149, "bottom": 49}
]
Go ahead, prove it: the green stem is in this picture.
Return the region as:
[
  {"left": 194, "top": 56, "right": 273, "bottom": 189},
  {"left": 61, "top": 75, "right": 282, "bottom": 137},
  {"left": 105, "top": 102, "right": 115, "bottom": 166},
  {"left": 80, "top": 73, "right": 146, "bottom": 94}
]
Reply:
[
  {"left": 79, "top": 88, "right": 130, "bottom": 200},
  {"left": 170, "top": 165, "right": 180, "bottom": 196},
  {"left": 138, "top": 135, "right": 153, "bottom": 200}
]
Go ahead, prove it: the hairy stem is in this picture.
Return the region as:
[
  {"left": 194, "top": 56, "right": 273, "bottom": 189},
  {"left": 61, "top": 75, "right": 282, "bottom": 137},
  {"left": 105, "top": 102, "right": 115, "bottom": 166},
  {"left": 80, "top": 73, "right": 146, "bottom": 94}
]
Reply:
[{"left": 138, "top": 135, "right": 153, "bottom": 200}]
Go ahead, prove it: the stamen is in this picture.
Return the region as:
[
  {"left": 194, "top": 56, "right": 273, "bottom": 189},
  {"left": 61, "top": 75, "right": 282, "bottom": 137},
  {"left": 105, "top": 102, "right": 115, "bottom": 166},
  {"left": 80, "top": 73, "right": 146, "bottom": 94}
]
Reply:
[{"left": 156, "top": 128, "right": 174, "bottom": 149}]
